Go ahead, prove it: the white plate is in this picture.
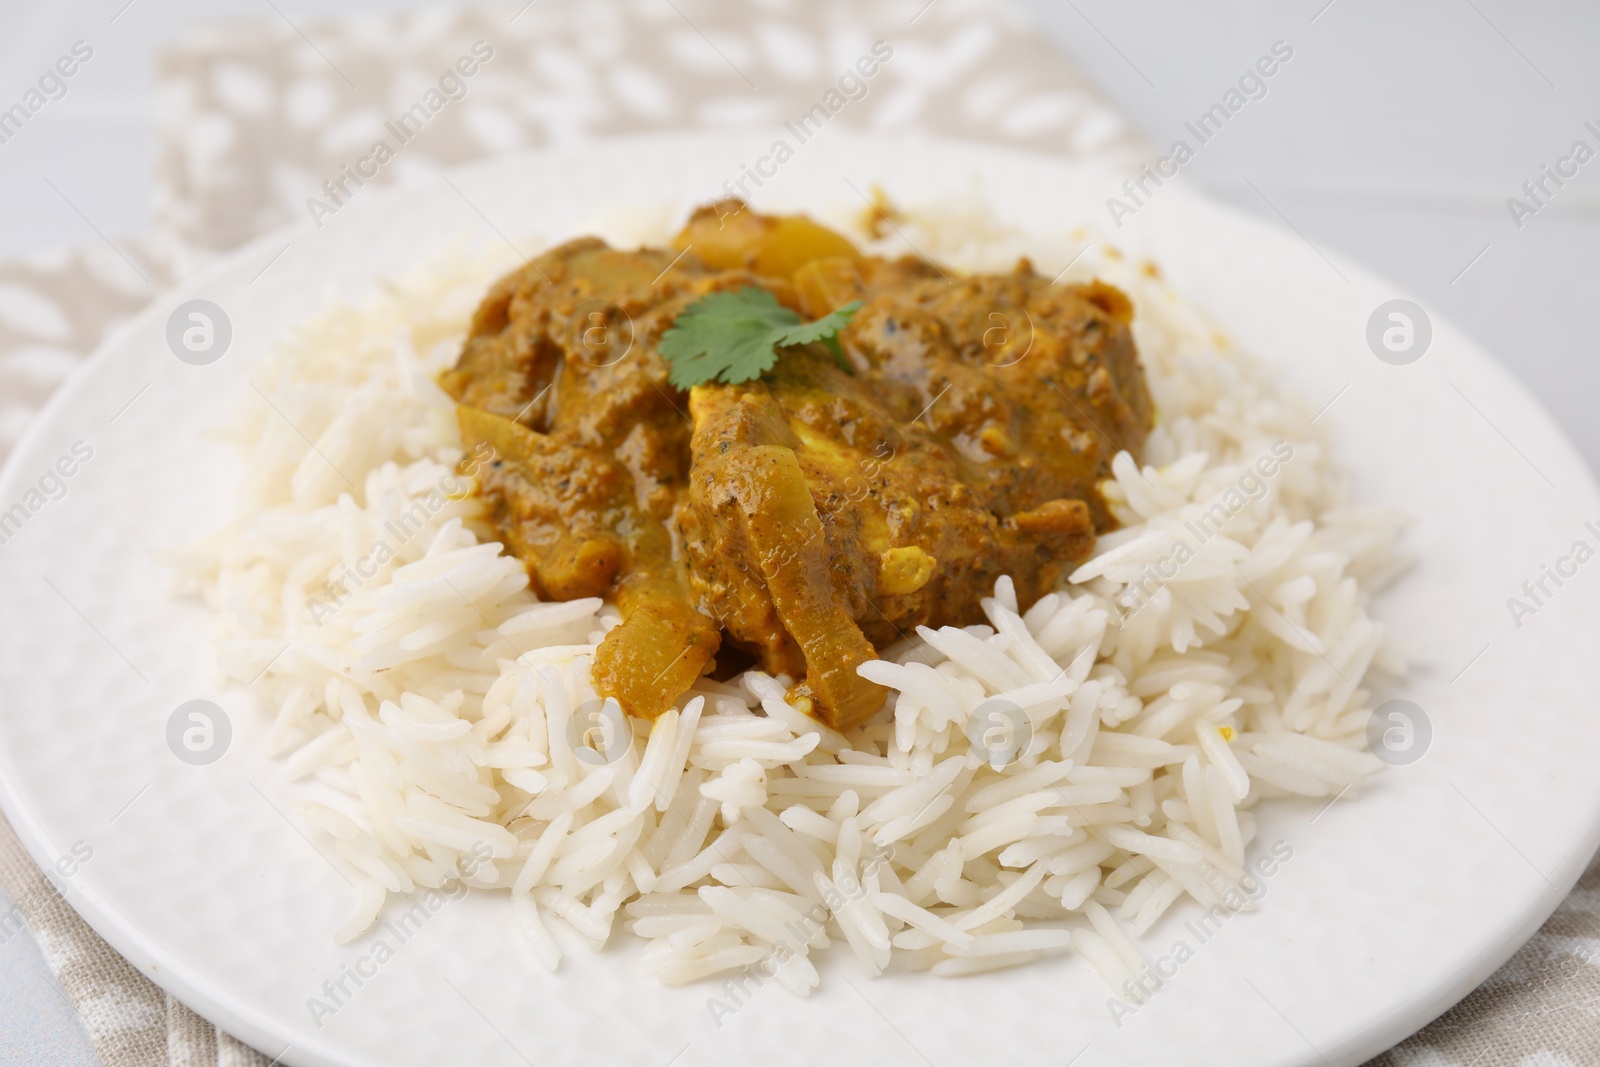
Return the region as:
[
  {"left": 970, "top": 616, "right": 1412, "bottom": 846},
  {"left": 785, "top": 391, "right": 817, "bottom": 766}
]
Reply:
[{"left": 2, "top": 132, "right": 1598, "bottom": 1067}]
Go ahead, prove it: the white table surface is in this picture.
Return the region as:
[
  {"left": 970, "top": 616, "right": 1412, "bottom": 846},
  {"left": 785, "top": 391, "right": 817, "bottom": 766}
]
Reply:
[{"left": 1, "top": 2, "right": 1595, "bottom": 1064}]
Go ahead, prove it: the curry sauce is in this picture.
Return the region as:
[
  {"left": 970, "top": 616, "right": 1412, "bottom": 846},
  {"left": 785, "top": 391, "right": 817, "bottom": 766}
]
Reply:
[{"left": 441, "top": 202, "right": 1153, "bottom": 730}]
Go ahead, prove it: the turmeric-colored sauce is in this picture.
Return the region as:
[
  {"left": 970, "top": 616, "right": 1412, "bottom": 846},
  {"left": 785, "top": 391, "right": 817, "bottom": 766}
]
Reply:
[{"left": 441, "top": 201, "right": 1153, "bottom": 730}]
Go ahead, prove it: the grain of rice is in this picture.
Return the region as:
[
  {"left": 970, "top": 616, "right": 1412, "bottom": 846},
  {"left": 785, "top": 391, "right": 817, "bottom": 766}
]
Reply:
[
  {"left": 1072, "top": 927, "right": 1134, "bottom": 991},
  {"left": 953, "top": 862, "right": 1048, "bottom": 931},
  {"left": 943, "top": 928, "right": 1074, "bottom": 957},
  {"left": 654, "top": 943, "right": 768, "bottom": 986},
  {"left": 932, "top": 950, "right": 1045, "bottom": 976},
  {"left": 512, "top": 895, "right": 562, "bottom": 971},
  {"left": 870, "top": 890, "right": 975, "bottom": 949},
  {"left": 654, "top": 830, "right": 745, "bottom": 894}
]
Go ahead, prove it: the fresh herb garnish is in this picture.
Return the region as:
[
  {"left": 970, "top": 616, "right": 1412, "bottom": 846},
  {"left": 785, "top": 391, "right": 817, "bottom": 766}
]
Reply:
[{"left": 658, "top": 286, "right": 862, "bottom": 390}]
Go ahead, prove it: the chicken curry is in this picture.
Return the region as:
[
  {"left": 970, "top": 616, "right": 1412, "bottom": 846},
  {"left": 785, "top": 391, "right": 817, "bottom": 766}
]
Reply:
[{"left": 440, "top": 201, "right": 1153, "bottom": 731}]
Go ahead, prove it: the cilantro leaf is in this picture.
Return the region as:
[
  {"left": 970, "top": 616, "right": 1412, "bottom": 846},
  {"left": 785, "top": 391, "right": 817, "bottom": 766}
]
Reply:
[
  {"left": 775, "top": 301, "right": 864, "bottom": 348},
  {"left": 657, "top": 286, "right": 863, "bottom": 390}
]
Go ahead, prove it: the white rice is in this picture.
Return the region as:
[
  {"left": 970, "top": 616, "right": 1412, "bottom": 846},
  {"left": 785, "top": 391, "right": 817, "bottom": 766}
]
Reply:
[{"left": 179, "top": 203, "right": 1411, "bottom": 997}]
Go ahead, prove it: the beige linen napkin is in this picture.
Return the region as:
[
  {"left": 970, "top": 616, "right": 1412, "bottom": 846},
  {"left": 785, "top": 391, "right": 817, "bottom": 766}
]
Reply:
[{"left": 0, "top": 2, "right": 1593, "bottom": 1065}]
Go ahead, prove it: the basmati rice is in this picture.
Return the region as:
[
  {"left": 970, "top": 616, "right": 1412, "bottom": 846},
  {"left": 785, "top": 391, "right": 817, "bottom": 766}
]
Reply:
[{"left": 179, "top": 202, "right": 1410, "bottom": 997}]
